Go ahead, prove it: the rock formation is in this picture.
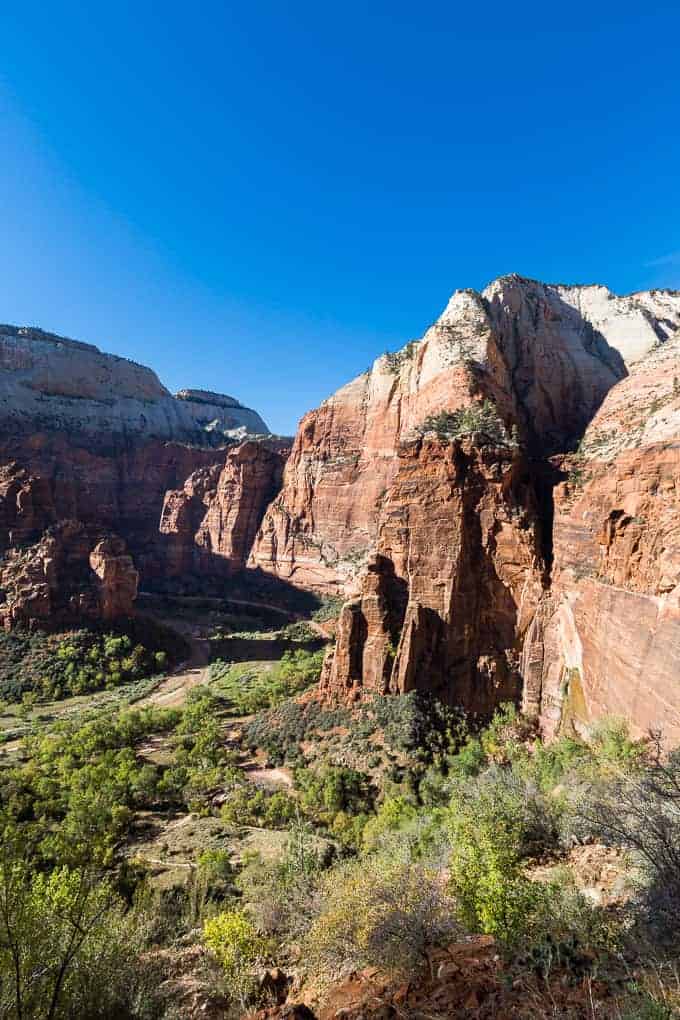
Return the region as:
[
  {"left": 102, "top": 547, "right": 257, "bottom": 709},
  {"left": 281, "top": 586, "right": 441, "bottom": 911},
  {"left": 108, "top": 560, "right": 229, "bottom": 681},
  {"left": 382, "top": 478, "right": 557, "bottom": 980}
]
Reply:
[
  {"left": 0, "top": 325, "right": 269, "bottom": 443},
  {"left": 3, "top": 277, "right": 680, "bottom": 743},
  {"left": 0, "top": 520, "right": 138, "bottom": 630},
  {"left": 320, "top": 438, "right": 543, "bottom": 715},
  {"left": 0, "top": 324, "right": 280, "bottom": 626},
  {"left": 254, "top": 275, "right": 680, "bottom": 733},
  {"left": 251, "top": 276, "right": 677, "bottom": 592},
  {"left": 159, "top": 439, "right": 289, "bottom": 578},
  {"left": 522, "top": 329, "right": 680, "bottom": 744}
]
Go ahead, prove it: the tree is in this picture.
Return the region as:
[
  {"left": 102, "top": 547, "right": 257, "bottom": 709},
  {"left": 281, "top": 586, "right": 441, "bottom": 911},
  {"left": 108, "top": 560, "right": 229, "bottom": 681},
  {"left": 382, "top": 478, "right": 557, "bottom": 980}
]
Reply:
[{"left": 0, "top": 824, "right": 146, "bottom": 1019}]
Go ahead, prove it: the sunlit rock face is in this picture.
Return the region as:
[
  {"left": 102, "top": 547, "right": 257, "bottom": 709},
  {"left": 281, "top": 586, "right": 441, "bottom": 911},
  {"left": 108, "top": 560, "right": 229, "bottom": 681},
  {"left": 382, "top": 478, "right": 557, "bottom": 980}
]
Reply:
[
  {"left": 523, "top": 331, "right": 680, "bottom": 746},
  {"left": 0, "top": 326, "right": 270, "bottom": 442},
  {"left": 319, "top": 437, "right": 543, "bottom": 715},
  {"left": 253, "top": 274, "right": 680, "bottom": 732}
]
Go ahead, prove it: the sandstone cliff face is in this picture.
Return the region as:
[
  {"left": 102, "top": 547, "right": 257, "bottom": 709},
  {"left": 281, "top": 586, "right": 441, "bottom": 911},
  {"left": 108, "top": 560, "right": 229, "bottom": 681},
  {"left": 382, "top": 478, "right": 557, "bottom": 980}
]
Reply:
[
  {"left": 320, "top": 438, "right": 543, "bottom": 714},
  {"left": 0, "top": 324, "right": 282, "bottom": 628},
  {"left": 251, "top": 276, "right": 678, "bottom": 594},
  {"left": 260, "top": 275, "right": 680, "bottom": 729},
  {"left": 0, "top": 520, "right": 138, "bottom": 630},
  {"left": 0, "top": 326, "right": 270, "bottom": 443},
  {"left": 159, "top": 440, "right": 289, "bottom": 578},
  {"left": 522, "top": 332, "right": 680, "bottom": 744}
]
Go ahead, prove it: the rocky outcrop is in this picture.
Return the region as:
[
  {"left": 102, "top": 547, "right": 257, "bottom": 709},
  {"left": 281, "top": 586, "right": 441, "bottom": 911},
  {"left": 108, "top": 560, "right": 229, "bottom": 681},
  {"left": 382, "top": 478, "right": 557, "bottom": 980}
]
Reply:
[
  {"left": 522, "top": 333, "right": 680, "bottom": 745},
  {"left": 0, "top": 436, "right": 225, "bottom": 582},
  {"left": 0, "top": 325, "right": 270, "bottom": 444},
  {"left": 0, "top": 520, "right": 137, "bottom": 630},
  {"left": 320, "top": 438, "right": 543, "bottom": 713},
  {"left": 0, "top": 323, "right": 282, "bottom": 629},
  {"left": 159, "top": 440, "right": 289, "bottom": 578},
  {"left": 0, "top": 462, "right": 56, "bottom": 551},
  {"left": 251, "top": 277, "right": 679, "bottom": 594},
  {"left": 263, "top": 274, "right": 680, "bottom": 732}
]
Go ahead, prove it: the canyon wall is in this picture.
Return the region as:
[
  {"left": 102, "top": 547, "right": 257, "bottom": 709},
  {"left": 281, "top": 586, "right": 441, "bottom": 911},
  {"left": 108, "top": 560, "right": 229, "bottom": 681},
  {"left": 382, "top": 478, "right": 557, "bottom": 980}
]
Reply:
[
  {"left": 254, "top": 276, "right": 680, "bottom": 731},
  {"left": 320, "top": 438, "right": 543, "bottom": 715},
  {"left": 0, "top": 325, "right": 269, "bottom": 442},
  {"left": 0, "top": 326, "right": 280, "bottom": 627},
  {"left": 251, "top": 275, "right": 677, "bottom": 593},
  {"left": 3, "top": 278, "right": 680, "bottom": 741},
  {"left": 522, "top": 331, "right": 680, "bottom": 744}
]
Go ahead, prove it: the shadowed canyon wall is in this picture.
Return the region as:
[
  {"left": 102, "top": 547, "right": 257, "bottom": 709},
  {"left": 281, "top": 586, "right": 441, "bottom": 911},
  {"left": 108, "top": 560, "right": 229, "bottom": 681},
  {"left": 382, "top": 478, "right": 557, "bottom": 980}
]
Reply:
[{"left": 0, "top": 328, "right": 282, "bottom": 628}]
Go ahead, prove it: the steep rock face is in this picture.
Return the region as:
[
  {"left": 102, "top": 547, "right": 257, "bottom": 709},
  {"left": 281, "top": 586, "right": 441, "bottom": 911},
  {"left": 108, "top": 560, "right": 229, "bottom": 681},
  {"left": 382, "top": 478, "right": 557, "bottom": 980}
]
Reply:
[
  {"left": 0, "top": 521, "right": 138, "bottom": 630},
  {"left": 159, "top": 440, "right": 289, "bottom": 578},
  {"left": 272, "top": 275, "right": 680, "bottom": 729},
  {"left": 0, "top": 436, "right": 224, "bottom": 581},
  {"left": 252, "top": 277, "right": 679, "bottom": 594},
  {"left": 0, "top": 325, "right": 270, "bottom": 443},
  {"left": 251, "top": 289, "right": 492, "bottom": 592},
  {"left": 320, "top": 438, "right": 543, "bottom": 714},
  {"left": 0, "top": 462, "right": 56, "bottom": 551},
  {"left": 0, "top": 324, "right": 282, "bottom": 628},
  {"left": 522, "top": 333, "right": 680, "bottom": 744}
]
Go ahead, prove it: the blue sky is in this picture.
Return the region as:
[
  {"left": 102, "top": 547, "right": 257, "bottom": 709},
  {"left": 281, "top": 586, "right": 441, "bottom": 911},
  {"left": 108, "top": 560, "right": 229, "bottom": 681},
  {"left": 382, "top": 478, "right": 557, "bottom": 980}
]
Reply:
[{"left": 1, "top": 2, "right": 679, "bottom": 434}]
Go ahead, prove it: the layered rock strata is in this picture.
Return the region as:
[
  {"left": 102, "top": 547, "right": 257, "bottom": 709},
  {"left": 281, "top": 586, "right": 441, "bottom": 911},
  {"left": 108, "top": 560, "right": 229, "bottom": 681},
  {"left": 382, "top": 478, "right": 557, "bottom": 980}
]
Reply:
[
  {"left": 320, "top": 438, "right": 543, "bottom": 714},
  {"left": 257, "top": 275, "right": 680, "bottom": 730},
  {"left": 0, "top": 324, "right": 279, "bottom": 625},
  {"left": 252, "top": 277, "right": 679, "bottom": 594},
  {"left": 159, "top": 439, "right": 289, "bottom": 578},
  {"left": 0, "top": 325, "right": 269, "bottom": 442},
  {"left": 0, "top": 520, "right": 138, "bottom": 630},
  {"left": 522, "top": 332, "right": 680, "bottom": 744}
]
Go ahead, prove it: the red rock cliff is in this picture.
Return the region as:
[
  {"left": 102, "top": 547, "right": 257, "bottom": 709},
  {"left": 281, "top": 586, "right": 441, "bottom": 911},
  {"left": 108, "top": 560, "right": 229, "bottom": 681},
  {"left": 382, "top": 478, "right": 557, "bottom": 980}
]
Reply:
[
  {"left": 261, "top": 275, "right": 680, "bottom": 732},
  {"left": 522, "top": 331, "right": 680, "bottom": 745},
  {"left": 320, "top": 438, "right": 543, "bottom": 714},
  {"left": 159, "top": 439, "right": 289, "bottom": 578}
]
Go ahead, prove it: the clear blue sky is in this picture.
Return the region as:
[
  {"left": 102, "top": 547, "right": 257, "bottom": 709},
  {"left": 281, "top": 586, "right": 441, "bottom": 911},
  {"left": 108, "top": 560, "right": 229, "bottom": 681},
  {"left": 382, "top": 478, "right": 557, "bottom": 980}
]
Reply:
[{"left": 1, "top": 2, "right": 679, "bottom": 434}]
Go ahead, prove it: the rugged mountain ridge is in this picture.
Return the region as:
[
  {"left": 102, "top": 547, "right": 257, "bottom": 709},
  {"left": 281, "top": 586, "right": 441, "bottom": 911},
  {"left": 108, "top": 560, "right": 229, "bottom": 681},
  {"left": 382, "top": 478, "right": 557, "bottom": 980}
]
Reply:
[
  {"left": 0, "top": 325, "right": 269, "bottom": 443},
  {"left": 2, "top": 278, "right": 680, "bottom": 742},
  {"left": 253, "top": 275, "right": 680, "bottom": 738},
  {"left": 0, "top": 326, "right": 281, "bottom": 628}
]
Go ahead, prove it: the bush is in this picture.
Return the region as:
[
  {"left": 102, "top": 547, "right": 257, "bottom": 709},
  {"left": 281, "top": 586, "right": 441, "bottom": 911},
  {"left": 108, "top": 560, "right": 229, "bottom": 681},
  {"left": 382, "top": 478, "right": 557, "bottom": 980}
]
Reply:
[
  {"left": 203, "top": 909, "right": 266, "bottom": 1008},
  {"left": 361, "top": 795, "right": 419, "bottom": 852},
  {"left": 577, "top": 746, "right": 680, "bottom": 940},
  {"left": 238, "top": 820, "right": 327, "bottom": 941},
  {"left": 416, "top": 400, "right": 514, "bottom": 447},
  {"left": 0, "top": 845, "right": 160, "bottom": 1020},
  {"left": 305, "top": 852, "right": 459, "bottom": 981}
]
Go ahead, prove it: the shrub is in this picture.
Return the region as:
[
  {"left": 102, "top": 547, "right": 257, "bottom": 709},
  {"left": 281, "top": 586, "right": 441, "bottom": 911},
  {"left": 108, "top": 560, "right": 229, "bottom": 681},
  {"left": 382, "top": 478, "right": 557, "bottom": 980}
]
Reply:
[
  {"left": 238, "top": 821, "right": 327, "bottom": 941},
  {"left": 361, "top": 795, "right": 419, "bottom": 852},
  {"left": 0, "top": 846, "right": 157, "bottom": 1020},
  {"left": 577, "top": 746, "right": 680, "bottom": 940},
  {"left": 416, "top": 400, "right": 513, "bottom": 447},
  {"left": 304, "top": 852, "right": 459, "bottom": 981},
  {"left": 362, "top": 692, "right": 464, "bottom": 760},
  {"left": 203, "top": 908, "right": 266, "bottom": 1007}
]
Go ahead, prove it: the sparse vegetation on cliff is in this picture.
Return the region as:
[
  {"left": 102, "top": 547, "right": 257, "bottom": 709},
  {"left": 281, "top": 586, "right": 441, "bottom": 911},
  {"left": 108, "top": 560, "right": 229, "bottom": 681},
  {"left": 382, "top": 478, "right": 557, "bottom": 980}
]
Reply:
[{"left": 416, "top": 399, "right": 515, "bottom": 447}]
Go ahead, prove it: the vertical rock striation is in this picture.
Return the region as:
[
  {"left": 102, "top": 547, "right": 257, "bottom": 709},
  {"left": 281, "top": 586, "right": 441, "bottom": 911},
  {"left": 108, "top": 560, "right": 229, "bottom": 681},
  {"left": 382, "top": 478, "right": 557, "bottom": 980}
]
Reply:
[
  {"left": 523, "top": 330, "right": 680, "bottom": 744},
  {"left": 320, "top": 437, "right": 543, "bottom": 713}
]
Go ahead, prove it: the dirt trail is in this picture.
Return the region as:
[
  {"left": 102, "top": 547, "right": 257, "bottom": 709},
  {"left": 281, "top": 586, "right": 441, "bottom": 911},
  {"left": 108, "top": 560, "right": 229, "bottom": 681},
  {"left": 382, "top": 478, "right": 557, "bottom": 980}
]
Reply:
[{"left": 139, "top": 629, "right": 210, "bottom": 709}]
